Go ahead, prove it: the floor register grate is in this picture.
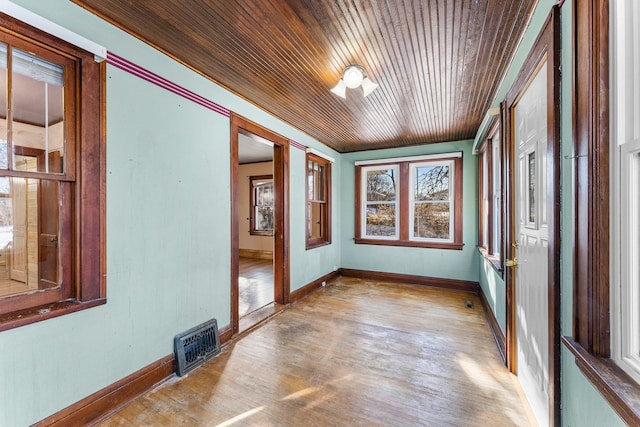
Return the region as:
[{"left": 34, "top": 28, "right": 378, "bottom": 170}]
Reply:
[{"left": 174, "top": 318, "right": 221, "bottom": 376}]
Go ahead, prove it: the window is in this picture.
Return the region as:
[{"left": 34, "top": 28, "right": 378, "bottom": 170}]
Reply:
[
  {"left": 0, "top": 14, "right": 105, "bottom": 331},
  {"left": 564, "top": 0, "right": 640, "bottom": 423},
  {"left": 611, "top": 0, "right": 640, "bottom": 385},
  {"left": 250, "top": 175, "right": 273, "bottom": 236},
  {"left": 355, "top": 153, "right": 463, "bottom": 249},
  {"left": 409, "top": 161, "right": 454, "bottom": 241},
  {"left": 478, "top": 144, "right": 489, "bottom": 249},
  {"left": 477, "top": 118, "right": 503, "bottom": 271},
  {"left": 360, "top": 164, "right": 399, "bottom": 239},
  {"left": 306, "top": 153, "right": 331, "bottom": 248}
]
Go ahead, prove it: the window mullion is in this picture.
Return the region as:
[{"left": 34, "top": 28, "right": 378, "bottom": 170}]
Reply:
[
  {"left": 399, "top": 162, "right": 409, "bottom": 241},
  {"left": 6, "top": 45, "right": 13, "bottom": 171}
]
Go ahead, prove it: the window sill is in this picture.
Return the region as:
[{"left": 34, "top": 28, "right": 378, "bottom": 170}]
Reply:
[
  {"left": 306, "top": 240, "right": 331, "bottom": 250},
  {"left": 477, "top": 247, "right": 504, "bottom": 276},
  {"left": 355, "top": 238, "right": 464, "bottom": 250},
  {"left": 249, "top": 231, "right": 274, "bottom": 237},
  {"left": 0, "top": 298, "right": 106, "bottom": 333},
  {"left": 562, "top": 336, "right": 640, "bottom": 425}
]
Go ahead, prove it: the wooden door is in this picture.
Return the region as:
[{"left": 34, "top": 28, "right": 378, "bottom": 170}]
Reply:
[
  {"left": 513, "top": 61, "right": 550, "bottom": 426},
  {"left": 37, "top": 151, "right": 61, "bottom": 288},
  {"left": 10, "top": 177, "right": 27, "bottom": 283}
]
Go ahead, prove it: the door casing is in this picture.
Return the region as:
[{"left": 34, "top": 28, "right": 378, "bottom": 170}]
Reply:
[
  {"left": 503, "top": 6, "right": 561, "bottom": 427},
  {"left": 230, "top": 113, "right": 290, "bottom": 335}
]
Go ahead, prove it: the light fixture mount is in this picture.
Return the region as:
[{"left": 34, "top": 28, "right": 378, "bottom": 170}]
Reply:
[{"left": 331, "top": 64, "right": 378, "bottom": 99}]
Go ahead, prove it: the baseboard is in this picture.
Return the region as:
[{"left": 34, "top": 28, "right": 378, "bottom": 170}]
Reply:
[
  {"left": 219, "top": 323, "right": 233, "bottom": 345},
  {"left": 478, "top": 287, "right": 506, "bottom": 365},
  {"left": 34, "top": 322, "right": 234, "bottom": 427},
  {"left": 290, "top": 269, "right": 341, "bottom": 303},
  {"left": 239, "top": 249, "right": 273, "bottom": 260},
  {"left": 32, "top": 354, "right": 175, "bottom": 427},
  {"left": 339, "top": 268, "right": 479, "bottom": 293}
]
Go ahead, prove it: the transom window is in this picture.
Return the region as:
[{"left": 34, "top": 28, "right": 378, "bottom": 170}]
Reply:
[{"left": 355, "top": 153, "right": 463, "bottom": 249}]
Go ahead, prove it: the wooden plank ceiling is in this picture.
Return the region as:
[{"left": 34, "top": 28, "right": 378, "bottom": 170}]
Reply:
[{"left": 72, "top": 0, "right": 536, "bottom": 153}]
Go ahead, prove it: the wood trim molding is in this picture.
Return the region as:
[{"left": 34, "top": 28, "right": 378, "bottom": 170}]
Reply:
[
  {"left": 238, "top": 249, "right": 273, "bottom": 260},
  {"left": 479, "top": 286, "right": 506, "bottom": 365},
  {"left": 563, "top": 337, "right": 640, "bottom": 426},
  {"left": 32, "top": 355, "right": 175, "bottom": 427},
  {"left": 573, "top": 0, "right": 611, "bottom": 357},
  {"left": 33, "top": 323, "right": 234, "bottom": 427},
  {"left": 290, "top": 270, "right": 341, "bottom": 303},
  {"left": 503, "top": 6, "right": 561, "bottom": 426},
  {"left": 230, "top": 113, "right": 290, "bottom": 336},
  {"left": 340, "top": 269, "right": 479, "bottom": 293}
]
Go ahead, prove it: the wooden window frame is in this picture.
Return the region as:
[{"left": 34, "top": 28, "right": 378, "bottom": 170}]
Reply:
[
  {"left": 561, "top": 0, "right": 640, "bottom": 424},
  {"left": 305, "top": 152, "right": 331, "bottom": 249},
  {"left": 249, "top": 174, "right": 274, "bottom": 236},
  {"left": 355, "top": 154, "right": 463, "bottom": 250},
  {"left": 477, "top": 117, "right": 504, "bottom": 274},
  {"left": 0, "top": 13, "right": 106, "bottom": 332}
]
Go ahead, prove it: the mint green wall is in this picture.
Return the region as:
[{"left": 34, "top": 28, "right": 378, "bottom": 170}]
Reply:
[
  {"left": 0, "top": 1, "right": 629, "bottom": 426},
  {"left": 0, "top": 1, "right": 340, "bottom": 425},
  {"left": 477, "top": 0, "right": 626, "bottom": 425},
  {"left": 479, "top": 261, "right": 506, "bottom": 332},
  {"left": 340, "top": 140, "right": 479, "bottom": 282}
]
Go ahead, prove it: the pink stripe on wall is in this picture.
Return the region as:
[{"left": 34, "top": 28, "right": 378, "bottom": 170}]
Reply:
[
  {"left": 289, "top": 140, "right": 306, "bottom": 151},
  {"left": 106, "top": 52, "right": 309, "bottom": 151},
  {"left": 106, "top": 52, "right": 231, "bottom": 117}
]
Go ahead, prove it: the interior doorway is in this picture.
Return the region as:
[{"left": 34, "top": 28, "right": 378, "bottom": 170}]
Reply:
[
  {"left": 230, "top": 114, "right": 289, "bottom": 335},
  {"left": 504, "top": 7, "right": 560, "bottom": 427}
]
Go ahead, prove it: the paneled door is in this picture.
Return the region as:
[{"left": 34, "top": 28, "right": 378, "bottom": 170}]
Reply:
[{"left": 513, "top": 60, "right": 549, "bottom": 427}]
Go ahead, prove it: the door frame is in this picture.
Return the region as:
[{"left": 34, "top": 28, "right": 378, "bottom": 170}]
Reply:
[
  {"left": 503, "top": 6, "right": 561, "bottom": 426},
  {"left": 230, "top": 113, "right": 290, "bottom": 336}
]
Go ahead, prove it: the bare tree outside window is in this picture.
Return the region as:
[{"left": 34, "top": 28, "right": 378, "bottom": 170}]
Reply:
[
  {"left": 355, "top": 153, "right": 462, "bottom": 249},
  {"left": 413, "top": 165, "right": 451, "bottom": 239},
  {"left": 365, "top": 168, "right": 397, "bottom": 236}
]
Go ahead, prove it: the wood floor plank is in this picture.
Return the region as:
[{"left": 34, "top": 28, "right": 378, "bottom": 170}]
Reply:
[{"left": 97, "top": 277, "right": 534, "bottom": 426}]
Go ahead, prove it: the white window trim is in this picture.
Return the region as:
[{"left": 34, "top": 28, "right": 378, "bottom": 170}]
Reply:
[
  {"left": 355, "top": 151, "right": 461, "bottom": 166},
  {"left": 361, "top": 164, "right": 399, "bottom": 240},
  {"left": 0, "top": 0, "right": 106, "bottom": 62},
  {"left": 408, "top": 159, "right": 455, "bottom": 243},
  {"left": 611, "top": 0, "right": 640, "bottom": 384}
]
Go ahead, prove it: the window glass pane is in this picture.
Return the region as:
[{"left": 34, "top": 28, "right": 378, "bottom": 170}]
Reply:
[
  {"left": 11, "top": 49, "right": 64, "bottom": 174},
  {"left": 307, "top": 161, "right": 315, "bottom": 200},
  {"left": 315, "top": 163, "right": 325, "bottom": 202},
  {"left": 307, "top": 160, "right": 325, "bottom": 202},
  {"left": 415, "top": 165, "right": 449, "bottom": 201},
  {"left": 527, "top": 151, "right": 536, "bottom": 223},
  {"left": 366, "top": 203, "right": 396, "bottom": 236},
  {"left": 254, "top": 206, "right": 273, "bottom": 232},
  {"left": 308, "top": 201, "right": 322, "bottom": 239},
  {"left": 492, "top": 139, "right": 502, "bottom": 256},
  {"left": 0, "top": 43, "right": 7, "bottom": 169},
  {"left": 414, "top": 202, "right": 450, "bottom": 239},
  {"left": 0, "top": 176, "right": 60, "bottom": 298},
  {"left": 367, "top": 169, "right": 396, "bottom": 201}
]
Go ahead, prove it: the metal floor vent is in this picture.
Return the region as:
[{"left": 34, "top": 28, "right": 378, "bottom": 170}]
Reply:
[{"left": 174, "top": 319, "right": 221, "bottom": 376}]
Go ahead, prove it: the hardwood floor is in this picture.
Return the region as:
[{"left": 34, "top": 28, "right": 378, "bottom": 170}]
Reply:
[
  {"left": 97, "top": 277, "right": 535, "bottom": 426},
  {"left": 238, "top": 256, "right": 274, "bottom": 318}
]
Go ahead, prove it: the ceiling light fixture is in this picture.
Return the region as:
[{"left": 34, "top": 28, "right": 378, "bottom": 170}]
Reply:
[{"left": 331, "top": 64, "right": 378, "bottom": 99}]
